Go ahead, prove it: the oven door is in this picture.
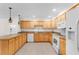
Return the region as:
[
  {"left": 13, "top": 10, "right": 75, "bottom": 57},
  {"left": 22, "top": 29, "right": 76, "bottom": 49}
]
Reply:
[{"left": 53, "top": 35, "right": 60, "bottom": 54}]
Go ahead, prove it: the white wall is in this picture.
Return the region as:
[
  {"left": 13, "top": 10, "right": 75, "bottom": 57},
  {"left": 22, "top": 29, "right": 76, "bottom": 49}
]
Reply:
[
  {"left": 9, "top": 18, "right": 21, "bottom": 34},
  {"left": 0, "top": 18, "right": 10, "bottom": 36},
  {"left": 0, "top": 18, "right": 21, "bottom": 36},
  {"left": 77, "top": 21, "right": 79, "bottom": 52},
  {"left": 66, "top": 7, "right": 79, "bottom": 55}
]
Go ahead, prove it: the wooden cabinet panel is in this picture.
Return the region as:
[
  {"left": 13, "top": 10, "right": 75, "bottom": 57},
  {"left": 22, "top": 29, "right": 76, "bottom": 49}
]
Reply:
[
  {"left": 20, "top": 21, "right": 53, "bottom": 29},
  {"left": 0, "top": 33, "right": 27, "bottom": 55},
  {"left": 9, "top": 39, "right": 15, "bottom": 55},
  {"left": 20, "top": 21, "right": 33, "bottom": 29},
  {"left": 34, "top": 32, "right": 52, "bottom": 44},
  {"left": 43, "top": 21, "right": 51, "bottom": 28},
  {"left": 0, "top": 41, "right": 1, "bottom": 54},
  {"left": 18, "top": 35, "right": 23, "bottom": 48},
  {"left": 34, "top": 33, "right": 39, "bottom": 42},
  {"left": 0, "top": 40, "right": 9, "bottom": 55},
  {"left": 20, "top": 35, "right": 23, "bottom": 47},
  {"left": 60, "top": 36, "right": 66, "bottom": 55},
  {"left": 17, "top": 36, "right": 20, "bottom": 48},
  {"left": 22, "top": 33, "right": 26, "bottom": 43},
  {"left": 14, "top": 38, "right": 19, "bottom": 52}
]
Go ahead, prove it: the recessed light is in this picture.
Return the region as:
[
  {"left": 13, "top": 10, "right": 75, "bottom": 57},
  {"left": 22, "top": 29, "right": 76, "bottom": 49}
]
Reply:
[
  {"left": 32, "top": 15, "right": 36, "bottom": 18},
  {"left": 52, "top": 8, "right": 56, "bottom": 12},
  {"left": 48, "top": 16, "right": 52, "bottom": 19}
]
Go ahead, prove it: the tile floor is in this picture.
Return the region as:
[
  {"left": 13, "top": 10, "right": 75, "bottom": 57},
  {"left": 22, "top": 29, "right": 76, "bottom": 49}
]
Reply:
[{"left": 16, "top": 43, "right": 57, "bottom": 55}]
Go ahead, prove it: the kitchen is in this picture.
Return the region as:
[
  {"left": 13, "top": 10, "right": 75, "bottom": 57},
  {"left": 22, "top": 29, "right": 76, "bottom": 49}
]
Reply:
[{"left": 0, "top": 3, "right": 79, "bottom": 55}]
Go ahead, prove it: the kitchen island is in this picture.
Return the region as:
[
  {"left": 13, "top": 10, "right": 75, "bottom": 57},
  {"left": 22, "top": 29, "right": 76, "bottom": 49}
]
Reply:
[{"left": 0, "top": 33, "right": 26, "bottom": 55}]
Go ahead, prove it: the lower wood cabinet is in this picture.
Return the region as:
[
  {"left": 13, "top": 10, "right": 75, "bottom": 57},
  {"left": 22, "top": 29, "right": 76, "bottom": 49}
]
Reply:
[
  {"left": 60, "top": 36, "right": 66, "bottom": 55},
  {"left": 34, "top": 32, "right": 52, "bottom": 44},
  {"left": 15, "top": 37, "right": 19, "bottom": 52},
  {"left": 0, "top": 40, "right": 9, "bottom": 55},
  {"left": 0, "top": 33, "right": 26, "bottom": 55},
  {"left": 9, "top": 38, "right": 15, "bottom": 55}
]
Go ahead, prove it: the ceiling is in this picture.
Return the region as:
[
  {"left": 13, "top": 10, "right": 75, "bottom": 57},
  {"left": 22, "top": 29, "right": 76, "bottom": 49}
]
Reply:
[{"left": 0, "top": 3, "right": 74, "bottom": 20}]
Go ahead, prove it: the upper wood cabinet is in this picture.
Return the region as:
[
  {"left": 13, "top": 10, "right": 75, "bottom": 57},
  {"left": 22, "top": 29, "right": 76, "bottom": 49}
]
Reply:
[
  {"left": 43, "top": 21, "right": 52, "bottom": 28},
  {"left": 20, "top": 20, "right": 52, "bottom": 29},
  {"left": 20, "top": 21, "right": 32, "bottom": 29},
  {"left": 56, "top": 13, "right": 66, "bottom": 28},
  {"left": 57, "top": 13, "right": 66, "bottom": 24},
  {"left": 51, "top": 18, "right": 57, "bottom": 29}
]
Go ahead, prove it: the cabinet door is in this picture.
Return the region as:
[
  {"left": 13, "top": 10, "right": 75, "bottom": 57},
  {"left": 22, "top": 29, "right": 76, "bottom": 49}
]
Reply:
[
  {"left": 34, "top": 33, "right": 42, "bottom": 42},
  {"left": 20, "top": 35, "right": 23, "bottom": 46},
  {"left": 14, "top": 37, "right": 19, "bottom": 52},
  {"left": 18, "top": 36, "right": 21, "bottom": 48},
  {"left": 34, "top": 33, "right": 38, "bottom": 42},
  {"left": 18, "top": 35, "right": 23, "bottom": 48},
  {"left": 22, "top": 33, "right": 26, "bottom": 43},
  {"left": 27, "top": 33, "right": 34, "bottom": 42},
  {"left": 60, "top": 37, "right": 66, "bottom": 55},
  {"left": 24, "top": 34, "right": 26, "bottom": 43},
  {"left": 1, "top": 40, "right": 9, "bottom": 55},
  {"left": 9, "top": 38, "right": 15, "bottom": 55},
  {"left": 0, "top": 41, "right": 1, "bottom": 54}
]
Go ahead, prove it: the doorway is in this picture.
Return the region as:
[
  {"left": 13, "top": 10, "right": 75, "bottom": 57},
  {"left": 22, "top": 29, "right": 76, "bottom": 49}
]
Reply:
[
  {"left": 77, "top": 20, "right": 79, "bottom": 51},
  {"left": 27, "top": 33, "right": 34, "bottom": 42}
]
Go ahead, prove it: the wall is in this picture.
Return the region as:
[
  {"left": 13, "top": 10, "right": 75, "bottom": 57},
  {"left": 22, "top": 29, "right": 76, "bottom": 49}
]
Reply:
[
  {"left": 10, "top": 18, "right": 21, "bottom": 34},
  {"left": 66, "top": 7, "right": 79, "bottom": 55},
  {"left": 0, "top": 19, "right": 10, "bottom": 36},
  {"left": 0, "top": 18, "right": 21, "bottom": 36}
]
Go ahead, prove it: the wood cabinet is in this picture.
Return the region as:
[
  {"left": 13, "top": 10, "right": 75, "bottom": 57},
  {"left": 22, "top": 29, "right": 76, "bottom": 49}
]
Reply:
[
  {"left": 51, "top": 19, "right": 57, "bottom": 29},
  {"left": 0, "top": 33, "right": 26, "bottom": 55},
  {"left": 20, "top": 20, "right": 52, "bottom": 29},
  {"left": 20, "top": 21, "right": 31, "bottom": 29},
  {"left": 22, "top": 33, "right": 26, "bottom": 43},
  {"left": 9, "top": 38, "right": 15, "bottom": 55},
  {"left": 15, "top": 37, "right": 19, "bottom": 52},
  {"left": 34, "top": 32, "right": 52, "bottom": 44},
  {"left": 60, "top": 36, "right": 66, "bottom": 55},
  {"left": 20, "top": 21, "right": 35, "bottom": 29},
  {"left": 56, "top": 13, "right": 66, "bottom": 28},
  {"left": 0, "top": 40, "right": 9, "bottom": 55},
  {"left": 43, "top": 21, "right": 52, "bottom": 28}
]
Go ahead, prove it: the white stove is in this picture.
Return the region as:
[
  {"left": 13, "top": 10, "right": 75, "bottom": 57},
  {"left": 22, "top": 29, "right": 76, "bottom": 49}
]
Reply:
[{"left": 52, "top": 34, "right": 60, "bottom": 54}]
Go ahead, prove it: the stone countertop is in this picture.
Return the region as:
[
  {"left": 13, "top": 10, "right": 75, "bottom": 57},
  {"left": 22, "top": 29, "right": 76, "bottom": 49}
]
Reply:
[
  {"left": 21, "top": 28, "right": 53, "bottom": 32},
  {"left": 0, "top": 33, "right": 21, "bottom": 40},
  {"left": 52, "top": 32, "right": 66, "bottom": 39},
  {"left": 60, "top": 35, "right": 66, "bottom": 39}
]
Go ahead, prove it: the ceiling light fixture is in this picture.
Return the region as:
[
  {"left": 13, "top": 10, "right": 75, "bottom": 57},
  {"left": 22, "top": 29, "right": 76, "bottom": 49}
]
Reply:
[
  {"left": 18, "top": 14, "right": 21, "bottom": 24},
  {"left": 32, "top": 15, "right": 36, "bottom": 18},
  {"left": 9, "top": 7, "right": 12, "bottom": 23},
  {"left": 48, "top": 16, "right": 52, "bottom": 19},
  {"left": 52, "top": 8, "right": 56, "bottom": 12}
]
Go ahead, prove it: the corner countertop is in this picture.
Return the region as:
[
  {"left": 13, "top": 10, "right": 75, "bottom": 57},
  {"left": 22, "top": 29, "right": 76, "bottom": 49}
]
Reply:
[
  {"left": 0, "top": 33, "right": 21, "bottom": 40},
  {"left": 52, "top": 32, "right": 66, "bottom": 39}
]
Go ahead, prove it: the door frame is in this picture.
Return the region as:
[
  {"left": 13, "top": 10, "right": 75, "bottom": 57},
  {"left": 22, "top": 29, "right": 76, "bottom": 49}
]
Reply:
[{"left": 27, "top": 33, "right": 34, "bottom": 43}]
